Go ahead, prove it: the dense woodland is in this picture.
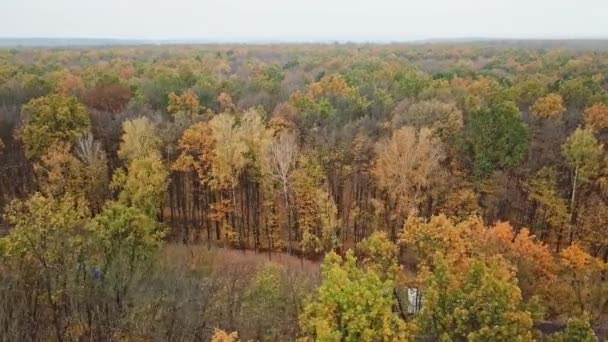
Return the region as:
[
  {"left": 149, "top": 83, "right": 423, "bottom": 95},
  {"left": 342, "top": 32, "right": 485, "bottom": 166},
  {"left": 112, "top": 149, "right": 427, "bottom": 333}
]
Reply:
[{"left": 1, "top": 42, "right": 608, "bottom": 340}]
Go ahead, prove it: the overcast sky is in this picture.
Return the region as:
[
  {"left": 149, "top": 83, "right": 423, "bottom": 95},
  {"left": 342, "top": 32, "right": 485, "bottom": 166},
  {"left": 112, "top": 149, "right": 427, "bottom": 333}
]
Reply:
[{"left": 1, "top": 0, "right": 606, "bottom": 41}]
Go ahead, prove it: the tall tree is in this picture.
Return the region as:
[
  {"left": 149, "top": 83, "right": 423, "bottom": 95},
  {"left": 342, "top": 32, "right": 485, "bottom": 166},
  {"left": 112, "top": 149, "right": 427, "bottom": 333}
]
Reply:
[
  {"left": 561, "top": 127, "right": 603, "bottom": 220},
  {"left": 373, "top": 126, "right": 446, "bottom": 218},
  {"left": 523, "top": 167, "right": 569, "bottom": 247},
  {"left": 263, "top": 132, "right": 299, "bottom": 251},
  {"left": 74, "top": 133, "right": 109, "bottom": 214},
  {"left": 117, "top": 117, "right": 162, "bottom": 162}
]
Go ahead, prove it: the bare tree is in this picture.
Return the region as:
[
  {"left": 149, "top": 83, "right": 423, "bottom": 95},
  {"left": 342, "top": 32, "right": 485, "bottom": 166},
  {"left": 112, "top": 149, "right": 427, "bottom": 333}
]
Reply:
[
  {"left": 264, "top": 132, "right": 299, "bottom": 254},
  {"left": 75, "top": 133, "right": 109, "bottom": 213}
]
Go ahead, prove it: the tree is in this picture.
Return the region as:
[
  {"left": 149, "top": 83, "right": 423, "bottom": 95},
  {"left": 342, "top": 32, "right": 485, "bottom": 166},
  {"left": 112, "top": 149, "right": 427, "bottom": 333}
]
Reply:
[
  {"left": 531, "top": 93, "right": 565, "bottom": 119},
  {"left": 402, "top": 215, "right": 556, "bottom": 300},
  {"left": 34, "top": 142, "right": 87, "bottom": 200},
  {"left": 74, "top": 133, "right": 109, "bottom": 214},
  {"left": 390, "top": 100, "right": 463, "bottom": 142},
  {"left": 401, "top": 214, "right": 483, "bottom": 267},
  {"left": 461, "top": 101, "right": 528, "bottom": 178},
  {"left": 207, "top": 113, "right": 249, "bottom": 243},
  {"left": 112, "top": 154, "right": 169, "bottom": 217},
  {"left": 211, "top": 329, "right": 239, "bottom": 342},
  {"left": 263, "top": 132, "right": 298, "bottom": 251},
  {"left": 558, "top": 244, "right": 606, "bottom": 316},
  {"left": 583, "top": 103, "right": 608, "bottom": 131},
  {"left": 373, "top": 126, "right": 446, "bottom": 217},
  {"left": 478, "top": 222, "right": 557, "bottom": 299},
  {"left": 579, "top": 195, "right": 608, "bottom": 260},
  {"left": 416, "top": 255, "right": 534, "bottom": 342},
  {"left": 20, "top": 94, "right": 91, "bottom": 159},
  {"left": 172, "top": 122, "right": 216, "bottom": 185},
  {"left": 218, "top": 92, "right": 236, "bottom": 113},
  {"left": 167, "top": 89, "right": 203, "bottom": 118},
  {"left": 356, "top": 232, "right": 400, "bottom": 281},
  {"left": 298, "top": 187, "right": 339, "bottom": 255},
  {"left": 299, "top": 249, "right": 414, "bottom": 341},
  {"left": 1, "top": 193, "right": 89, "bottom": 341},
  {"left": 561, "top": 128, "right": 603, "bottom": 218},
  {"left": 114, "top": 115, "right": 168, "bottom": 217},
  {"left": 88, "top": 202, "right": 164, "bottom": 309},
  {"left": 117, "top": 117, "right": 162, "bottom": 162},
  {"left": 90, "top": 202, "right": 163, "bottom": 271},
  {"left": 523, "top": 167, "right": 569, "bottom": 247},
  {"left": 208, "top": 113, "right": 247, "bottom": 190},
  {"left": 292, "top": 153, "right": 339, "bottom": 255},
  {"left": 240, "top": 264, "right": 296, "bottom": 340},
  {"left": 83, "top": 82, "right": 132, "bottom": 113},
  {"left": 549, "top": 314, "right": 598, "bottom": 342},
  {"left": 238, "top": 108, "right": 273, "bottom": 173}
]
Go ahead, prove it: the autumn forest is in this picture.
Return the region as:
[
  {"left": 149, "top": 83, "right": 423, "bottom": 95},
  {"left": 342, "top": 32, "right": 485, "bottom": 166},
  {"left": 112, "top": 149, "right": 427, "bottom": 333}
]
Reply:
[{"left": 1, "top": 41, "right": 608, "bottom": 341}]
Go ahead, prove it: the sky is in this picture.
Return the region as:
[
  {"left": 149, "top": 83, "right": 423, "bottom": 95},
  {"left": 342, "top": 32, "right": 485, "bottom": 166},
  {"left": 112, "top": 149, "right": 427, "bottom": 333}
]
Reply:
[{"left": 1, "top": 0, "right": 607, "bottom": 42}]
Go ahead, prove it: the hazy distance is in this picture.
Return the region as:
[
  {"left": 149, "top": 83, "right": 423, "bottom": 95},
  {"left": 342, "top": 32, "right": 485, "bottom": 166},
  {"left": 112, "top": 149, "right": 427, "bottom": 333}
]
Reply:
[{"left": 1, "top": 0, "right": 607, "bottom": 42}]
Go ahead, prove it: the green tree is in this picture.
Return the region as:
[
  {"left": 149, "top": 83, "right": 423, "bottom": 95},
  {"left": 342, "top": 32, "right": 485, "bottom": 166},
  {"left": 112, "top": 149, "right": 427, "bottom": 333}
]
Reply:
[
  {"left": 20, "top": 94, "right": 91, "bottom": 159},
  {"left": 416, "top": 255, "right": 534, "bottom": 342},
  {"left": 240, "top": 264, "right": 296, "bottom": 340},
  {"left": 300, "top": 246, "right": 414, "bottom": 341},
  {"left": 548, "top": 314, "right": 597, "bottom": 342},
  {"left": 88, "top": 202, "right": 164, "bottom": 309},
  {"left": 461, "top": 101, "right": 528, "bottom": 178}
]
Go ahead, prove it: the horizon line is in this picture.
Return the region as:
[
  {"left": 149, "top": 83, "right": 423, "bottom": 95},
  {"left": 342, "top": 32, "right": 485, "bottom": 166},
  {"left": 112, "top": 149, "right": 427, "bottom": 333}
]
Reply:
[{"left": 2, "top": 35, "right": 608, "bottom": 45}]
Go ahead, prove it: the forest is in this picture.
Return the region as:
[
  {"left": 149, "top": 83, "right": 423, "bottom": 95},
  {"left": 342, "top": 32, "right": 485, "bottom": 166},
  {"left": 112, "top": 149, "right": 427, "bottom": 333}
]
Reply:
[{"left": 0, "top": 41, "right": 608, "bottom": 341}]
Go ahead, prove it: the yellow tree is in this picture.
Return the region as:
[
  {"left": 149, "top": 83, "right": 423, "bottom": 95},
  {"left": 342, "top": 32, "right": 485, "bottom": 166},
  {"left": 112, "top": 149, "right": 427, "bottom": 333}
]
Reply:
[
  {"left": 557, "top": 244, "right": 606, "bottom": 317},
  {"left": 117, "top": 117, "right": 162, "bottom": 162},
  {"left": 373, "top": 126, "right": 446, "bottom": 220},
  {"left": 523, "top": 167, "right": 570, "bottom": 249},
  {"left": 112, "top": 154, "right": 169, "bottom": 217},
  {"left": 172, "top": 122, "right": 216, "bottom": 185},
  {"left": 292, "top": 153, "right": 339, "bottom": 256},
  {"left": 208, "top": 113, "right": 248, "bottom": 243},
  {"left": 531, "top": 93, "right": 565, "bottom": 119},
  {"left": 562, "top": 128, "right": 604, "bottom": 222},
  {"left": 114, "top": 116, "right": 168, "bottom": 217},
  {"left": 401, "top": 214, "right": 483, "bottom": 268}
]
